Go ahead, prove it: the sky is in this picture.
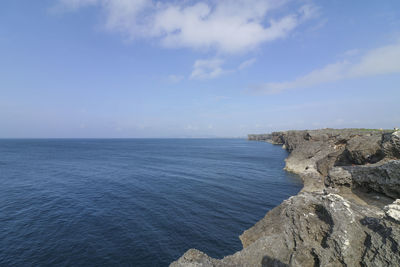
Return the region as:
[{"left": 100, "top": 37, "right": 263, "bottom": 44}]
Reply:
[{"left": 1, "top": 0, "right": 400, "bottom": 138}]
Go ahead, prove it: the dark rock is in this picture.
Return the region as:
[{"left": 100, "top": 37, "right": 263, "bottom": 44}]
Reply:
[
  {"left": 383, "top": 131, "right": 400, "bottom": 159},
  {"left": 342, "top": 134, "right": 385, "bottom": 165}
]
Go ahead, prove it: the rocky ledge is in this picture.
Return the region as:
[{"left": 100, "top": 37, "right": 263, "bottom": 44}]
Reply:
[{"left": 171, "top": 129, "right": 400, "bottom": 267}]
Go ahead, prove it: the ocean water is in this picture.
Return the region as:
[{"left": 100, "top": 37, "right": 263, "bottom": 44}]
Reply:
[{"left": 0, "top": 139, "right": 302, "bottom": 266}]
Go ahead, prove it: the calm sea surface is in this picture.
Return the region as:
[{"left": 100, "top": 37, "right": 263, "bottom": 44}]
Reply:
[{"left": 0, "top": 139, "right": 302, "bottom": 266}]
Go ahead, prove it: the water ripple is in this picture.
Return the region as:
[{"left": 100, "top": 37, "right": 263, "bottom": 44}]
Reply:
[{"left": 0, "top": 139, "right": 302, "bottom": 266}]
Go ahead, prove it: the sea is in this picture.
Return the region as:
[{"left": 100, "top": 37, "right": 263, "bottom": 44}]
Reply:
[{"left": 0, "top": 139, "right": 302, "bottom": 266}]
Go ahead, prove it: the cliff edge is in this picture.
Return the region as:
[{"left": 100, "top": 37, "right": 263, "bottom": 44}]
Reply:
[{"left": 171, "top": 129, "right": 400, "bottom": 267}]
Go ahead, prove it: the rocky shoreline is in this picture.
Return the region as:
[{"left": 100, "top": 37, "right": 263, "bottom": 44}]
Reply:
[{"left": 171, "top": 129, "right": 400, "bottom": 266}]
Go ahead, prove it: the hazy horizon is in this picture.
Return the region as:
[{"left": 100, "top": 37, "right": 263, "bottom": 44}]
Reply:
[
  {"left": 2, "top": 0, "right": 400, "bottom": 138},
  {"left": 0, "top": 127, "right": 397, "bottom": 139}
]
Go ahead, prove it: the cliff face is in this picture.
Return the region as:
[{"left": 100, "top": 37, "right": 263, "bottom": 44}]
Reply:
[{"left": 171, "top": 129, "right": 400, "bottom": 267}]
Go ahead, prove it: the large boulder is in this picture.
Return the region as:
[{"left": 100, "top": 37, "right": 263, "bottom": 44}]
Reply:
[
  {"left": 383, "top": 131, "right": 400, "bottom": 159},
  {"left": 171, "top": 192, "right": 400, "bottom": 266}
]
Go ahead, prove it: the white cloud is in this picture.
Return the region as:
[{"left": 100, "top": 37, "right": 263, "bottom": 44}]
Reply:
[
  {"left": 190, "top": 56, "right": 258, "bottom": 80},
  {"left": 213, "top": 95, "right": 230, "bottom": 101},
  {"left": 349, "top": 42, "right": 400, "bottom": 77},
  {"left": 253, "top": 41, "right": 400, "bottom": 94},
  {"left": 184, "top": 124, "right": 199, "bottom": 131},
  {"left": 57, "top": 0, "right": 100, "bottom": 9},
  {"left": 190, "top": 58, "right": 227, "bottom": 80},
  {"left": 341, "top": 49, "right": 359, "bottom": 57},
  {"left": 57, "top": 0, "right": 318, "bottom": 54},
  {"left": 168, "top": 74, "right": 184, "bottom": 83},
  {"left": 238, "top": 58, "right": 257, "bottom": 70}
]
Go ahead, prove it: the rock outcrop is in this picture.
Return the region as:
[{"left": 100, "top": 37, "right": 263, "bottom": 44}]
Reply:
[{"left": 171, "top": 129, "right": 400, "bottom": 267}]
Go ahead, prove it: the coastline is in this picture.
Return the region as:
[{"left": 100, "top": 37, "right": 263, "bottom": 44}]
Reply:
[{"left": 171, "top": 128, "right": 400, "bottom": 266}]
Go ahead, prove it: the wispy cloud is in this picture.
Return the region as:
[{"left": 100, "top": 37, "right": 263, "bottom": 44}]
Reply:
[
  {"left": 238, "top": 58, "right": 257, "bottom": 70},
  {"left": 341, "top": 49, "right": 360, "bottom": 57},
  {"left": 190, "top": 58, "right": 227, "bottom": 80},
  {"left": 56, "top": 0, "right": 318, "bottom": 54},
  {"left": 184, "top": 124, "right": 199, "bottom": 131},
  {"left": 57, "top": 0, "right": 100, "bottom": 9},
  {"left": 190, "top": 56, "right": 259, "bottom": 80},
  {"left": 252, "top": 41, "right": 400, "bottom": 94},
  {"left": 168, "top": 74, "right": 184, "bottom": 83},
  {"left": 213, "top": 95, "right": 231, "bottom": 101}
]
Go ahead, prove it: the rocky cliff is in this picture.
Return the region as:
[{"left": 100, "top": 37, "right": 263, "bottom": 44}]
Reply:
[{"left": 171, "top": 129, "right": 400, "bottom": 267}]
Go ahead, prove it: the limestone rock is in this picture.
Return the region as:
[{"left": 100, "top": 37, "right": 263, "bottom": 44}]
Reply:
[
  {"left": 326, "top": 166, "right": 353, "bottom": 187},
  {"left": 384, "top": 199, "right": 400, "bottom": 222},
  {"left": 170, "top": 249, "right": 216, "bottom": 267},
  {"left": 344, "top": 134, "right": 384, "bottom": 164},
  {"left": 171, "top": 129, "right": 400, "bottom": 267},
  {"left": 383, "top": 130, "right": 400, "bottom": 159}
]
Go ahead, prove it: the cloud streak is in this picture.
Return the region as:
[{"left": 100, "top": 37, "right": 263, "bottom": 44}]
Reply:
[
  {"left": 190, "top": 58, "right": 227, "bottom": 80},
  {"left": 168, "top": 74, "right": 184, "bottom": 83},
  {"left": 190, "top": 56, "right": 258, "bottom": 80},
  {"left": 238, "top": 58, "right": 257, "bottom": 70},
  {"left": 57, "top": 0, "right": 318, "bottom": 54},
  {"left": 252, "top": 41, "right": 400, "bottom": 94}
]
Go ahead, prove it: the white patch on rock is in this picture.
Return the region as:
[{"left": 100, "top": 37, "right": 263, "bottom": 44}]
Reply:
[
  {"left": 343, "top": 238, "right": 350, "bottom": 249},
  {"left": 384, "top": 199, "right": 400, "bottom": 222},
  {"left": 323, "top": 194, "right": 355, "bottom": 223}
]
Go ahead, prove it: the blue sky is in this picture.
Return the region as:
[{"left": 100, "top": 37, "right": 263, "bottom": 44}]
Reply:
[{"left": 1, "top": 0, "right": 400, "bottom": 138}]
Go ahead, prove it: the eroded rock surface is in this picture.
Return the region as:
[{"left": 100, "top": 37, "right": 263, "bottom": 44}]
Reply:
[{"left": 171, "top": 129, "right": 400, "bottom": 267}]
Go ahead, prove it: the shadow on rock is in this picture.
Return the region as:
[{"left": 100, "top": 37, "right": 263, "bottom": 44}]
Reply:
[{"left": 261, "top": 256, "right": 289, "bottom": 267}]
